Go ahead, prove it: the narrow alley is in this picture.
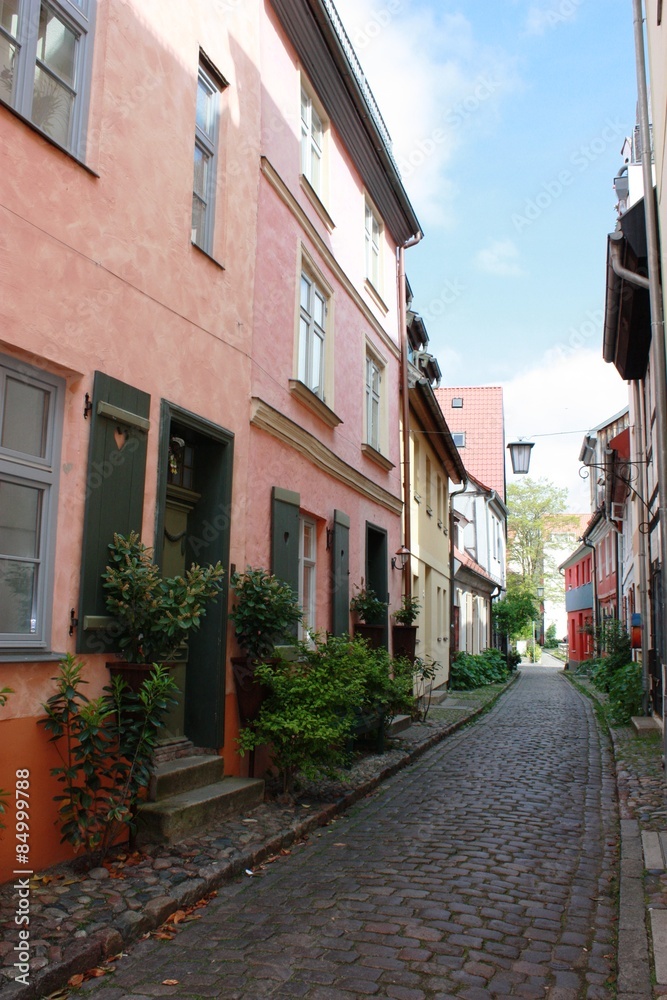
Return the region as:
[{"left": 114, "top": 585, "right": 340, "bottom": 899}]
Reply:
[{"left": 76, "top": 667, "right": 619, "bottom": 1000}]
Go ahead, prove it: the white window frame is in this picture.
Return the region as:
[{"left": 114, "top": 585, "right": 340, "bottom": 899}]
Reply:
[
  {"left": 192, "top": 56, "right": 225, "bottom": 254},
  {"left": 298, "top": 515, "right": 317, "bottom": 642},
  {"left": 298, "top": 269, "right": 328, "bottom": 400},
  {"left": 365, "top": 353, "right": 382, "bottom": 452},
  {"left": 0, "top": 355, "right": 64, "bottom": 652},
  {"left": 0, "top": 0, "right": 96, "bottom": 158},
  {"left": 300, "top": 83, "right": 325, "bottom": 197},
  {"left": 364, "top": 201, "right": 382, "bottom": 290}
]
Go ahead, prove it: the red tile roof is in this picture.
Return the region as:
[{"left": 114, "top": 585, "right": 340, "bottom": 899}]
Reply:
[{"left": 434, "top": 387, "right": 505, "bottom": 499}]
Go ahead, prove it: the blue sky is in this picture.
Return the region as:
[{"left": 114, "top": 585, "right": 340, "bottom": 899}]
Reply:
[{"left": 333, "top": 0, "right": 636, "bottom": 509}]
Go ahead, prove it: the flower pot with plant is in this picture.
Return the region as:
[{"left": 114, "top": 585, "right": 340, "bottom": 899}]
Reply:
[
  {"left": 228, "top": 567, "right": 303, "bottom": 725},
  {"left": 391, "top": 594, "right": 421, "bottom": 661},
  {"left": 102, "top": 531, "right": 225, "bottom": 689},
  {"left": 350, "top": 585, "right": 388, "bottom": 650}
]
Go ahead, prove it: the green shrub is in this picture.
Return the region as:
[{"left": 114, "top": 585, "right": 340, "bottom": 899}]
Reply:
[
  {"left": 607, "top": 662, "right": 643, "bottom": 725},
  {"left": 450, "top": 649, "right": 509, "bottom": 690},
  {"left": 506, "top": 649, "right": 521, "bottom": 672},
  {"left": 40, "top": 654, "right": 177, "bottom": 857},
  {"left": 238, "top": 634, "right": 413, "bottom": 793}
]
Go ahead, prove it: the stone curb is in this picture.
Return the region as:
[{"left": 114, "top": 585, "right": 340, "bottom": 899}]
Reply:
[
  {"left": 564, "top": 672, "right": 654, "bottom": 999},
  {"left": 3, "top": 674, "right": 519, "bottom": 1000}
]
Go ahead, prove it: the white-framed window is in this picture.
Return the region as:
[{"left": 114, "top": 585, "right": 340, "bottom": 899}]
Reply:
[
  {"left": 192, "top": 56, "right": 225, "bottom": 253},
  {"left": 365, "top": 353, "right": 381, "bottom": 451},
  {"left": 299, "top": 516, "right": 316, "bottom": 641},
  {"left": 0, "top": 355, "right": 64, "bottom": 651},
  {"left": 299, "top": 270, "right": 327, "bottom": 399},
  {"left": 0, "top": 0, "right": 96, "bottom": 157},
  {"left": 365, "top": 201, "right": 382, "bottom": 289},
  {"left": 300, "top": 84, "right": 323, "bottom": 195},
  {"left": 452, "top": 431, "right": 466, "bottom": 448}
]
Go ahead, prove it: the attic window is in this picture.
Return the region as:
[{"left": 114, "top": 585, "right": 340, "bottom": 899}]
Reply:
[
  {"left": 452, "top": 397, "right": 463, "bottom": 408},
  {"left": 452, "top": 432, "right": 466, "bottom": 448}
]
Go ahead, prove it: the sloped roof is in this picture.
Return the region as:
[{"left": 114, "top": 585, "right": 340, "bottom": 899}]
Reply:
[{"left": 434, "top": 386, "right": 505, "bottom": 499}]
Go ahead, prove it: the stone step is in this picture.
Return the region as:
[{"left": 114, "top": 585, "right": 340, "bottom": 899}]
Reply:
[
  {"left": 632, "top": 715, "right": 660, "bottom": 734},
  {"left": 429, "top": 690, "right": 448, "bottom": 705},
  {"left": 136, "top": 777, "right": 265, "bottom": 846},
  {"left": 387, "top": 714, "right": 412, "bottom": 736},
  {"left": 148, "top": 754, "right": 225, "bottom": 802}
]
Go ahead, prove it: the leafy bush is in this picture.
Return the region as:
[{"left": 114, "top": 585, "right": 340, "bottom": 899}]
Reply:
[
  {"left": 544, "top": 623, "right": 559, "bottom": 649},
  {"left": 349, "top": 586, "right": 388, "bottom": 625},
  {"left": 40, "top": 654, "right": 177, "bottom": 857},
  {"left": 506, "top": 649, "right": 521, "bottom": 672},
  {"left": 590, "top": 619, "right": 632, "bottom": 693},
  {"left": 237, "top": 634, "right": 413, "bottom": 793},
  {"left": 229, "top": 567, "right": 303, "bottom": 661},
  {"left": 607, "top": 661, "right": 643, "bottom": 725},
  {"left": 449, "top": 648, "right": 509, "bottom": 690}
]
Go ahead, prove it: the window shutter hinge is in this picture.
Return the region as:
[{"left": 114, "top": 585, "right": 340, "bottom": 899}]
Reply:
[
  {"left": 83, "top": 393, "right": 93, "bottom": 419},
  {"left": 69, "top": 608, "right": 79, "bottom": 635}
]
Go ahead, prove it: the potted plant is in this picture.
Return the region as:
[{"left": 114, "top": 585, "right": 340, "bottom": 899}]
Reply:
[
  {"left": 228, "top": 568, "right": 303, "bottom": 731},
  {"left": 350, "top": 585, "right": 388, "bottom": 650},
  {"left": 391, "top": 594, "right": 421, "bottom": 661},
  {"left": 102, "top": 531, "right": 225, "bottom": 689}
]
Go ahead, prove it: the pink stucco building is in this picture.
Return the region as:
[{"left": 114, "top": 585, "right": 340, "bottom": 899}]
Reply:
[{"left": 0, "top": 0, "right": 421, "bottom": 879}]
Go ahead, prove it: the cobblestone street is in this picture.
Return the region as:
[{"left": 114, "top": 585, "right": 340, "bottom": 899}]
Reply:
[{"left": 76, "top": 666, "right": 619, "bottom": 1000}]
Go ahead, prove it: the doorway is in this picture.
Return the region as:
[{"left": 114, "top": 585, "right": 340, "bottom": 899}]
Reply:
[
  {"left": 155, "top": 403, "right": 234, "bottom": 749},
  {"left": 365, "top": 523, "right": 388, "bottom": 648}
]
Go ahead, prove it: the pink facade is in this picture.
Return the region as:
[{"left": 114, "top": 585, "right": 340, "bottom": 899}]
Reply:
[{"left": 0, "top": 0, "right": 420, "bottom": 880}]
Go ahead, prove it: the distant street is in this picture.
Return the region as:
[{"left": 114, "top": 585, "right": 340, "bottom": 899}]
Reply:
[{"left": 79, "top": 666, "right": 619, "bottom": 999}]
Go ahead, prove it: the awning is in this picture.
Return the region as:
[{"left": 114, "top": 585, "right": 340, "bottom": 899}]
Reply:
[{"left": 602, "top": 194, "right": 653, "bottom": 381}]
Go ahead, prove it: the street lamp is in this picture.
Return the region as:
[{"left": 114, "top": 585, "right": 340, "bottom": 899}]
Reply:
[{"left": 507, "top": 440, "right": 534, "bottom": 475}]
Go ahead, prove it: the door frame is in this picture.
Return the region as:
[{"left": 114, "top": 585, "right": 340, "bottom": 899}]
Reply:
[{"left": 155, "top": 401, "right": 234, "bottom": 749}]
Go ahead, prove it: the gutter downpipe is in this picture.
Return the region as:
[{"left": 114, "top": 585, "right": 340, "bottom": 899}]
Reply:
[
  {"left": 398, "top": 232, "right": 423, "bottom": 602},
  {"left": 632, "top": 378, "right": 651, "bottom": 713},
  {"left": 632, "top": 0, "right": 667, "bottom": 751}
]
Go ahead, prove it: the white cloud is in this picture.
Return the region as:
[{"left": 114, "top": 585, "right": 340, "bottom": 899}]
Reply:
[
  {"left": 475, "top": 239, "right": 525, "bottom": 277},
  {"left": 502, "top": 347, "right": 629, "bottom": 512},
  {"left": 332, "top": 0, "right": 520, "bottom": 226},
  {"left": 524, "top": 2, "right": 583, "bottom": 37}
]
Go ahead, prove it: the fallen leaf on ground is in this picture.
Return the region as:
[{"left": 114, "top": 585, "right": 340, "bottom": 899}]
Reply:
[
  {"left": 162, "top": 979, "right": 179, "bottom": 985},
  {"left": 167, "top": 910, "right": 186, "bottom": 924},
  {"left": 67, "top": 974, "right": 84, "bottom": 987}
]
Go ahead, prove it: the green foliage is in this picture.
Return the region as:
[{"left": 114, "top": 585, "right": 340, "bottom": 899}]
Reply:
[
  {"left": 0, "top": 686, "right": 12, "bottom": 830},
  {"left": 526, "top": 640, "right": 542, "bottom": 662},
  {"left": 544, "top": 623, "right": 559, "bottom": 649},
  {"left": 506, "top": 648, "right": 522, "bottom": 671},
  {"left": 449, "top": 648, "right": 509, "bottom": 690},
  {"left": 590, "top": 619, "right": 632, "bottom": 693},
  {"left": 103, "top": 532, "right": 225, "bottom": 663},
  {"left": 238, "top": 634, "right": 413, "bottom": 793},
  {"left": 412, "top": 655, "right": 438, "bottom": 720},
  {"left": 492, "top": 589, "right": 537, "bottom": 640},
  {"left": 229, "top": 568, "right": 303, "bottom": 661},
  {"left": 607, "top": 662, "right": 643, "bottom": 725},
  {"left": 349, "top": 586, "right": 388, "bottom": 625},
  {"left": 507, "top": 478, "right": 577, "bottom": 600},
  {"left": 392, "top": 595, "right": 421, "bottom": 626},
  {"left": 40, "top": 654, "right": 178, "bottom": 857}
]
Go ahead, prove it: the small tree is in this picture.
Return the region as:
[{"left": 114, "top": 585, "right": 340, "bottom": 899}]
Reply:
[{"left": 492, "top": 589, "right": 537, "bottom": 644}]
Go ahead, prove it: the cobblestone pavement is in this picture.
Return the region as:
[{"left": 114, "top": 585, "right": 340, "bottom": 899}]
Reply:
[{"left": 73, "top": 666, "right": 619, "bottom": 1000}]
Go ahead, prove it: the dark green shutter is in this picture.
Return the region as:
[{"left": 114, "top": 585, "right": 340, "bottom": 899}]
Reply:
[
  {"left": 271, "top": 487, "right": 300, "bottom": 640},
  {"left": 331, "top": 509, "right": 350, "bottom": 636},
  {"left": 77, "top": 372, "right": 150, "bottom": 654}
]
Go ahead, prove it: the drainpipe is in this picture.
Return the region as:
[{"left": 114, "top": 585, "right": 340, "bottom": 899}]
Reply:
[
  {"left": 397, "top": 231, "right": 423, "bottom": 601},
  {"left": 632, "top": 378, "right": 651, "bottom": 713},
  {"left": 632, "top": 0, "right": 667, "bottom": 756}
]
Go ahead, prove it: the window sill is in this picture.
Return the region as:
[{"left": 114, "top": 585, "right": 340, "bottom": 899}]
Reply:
[
  {"left": 0, "top": 650, "right": 67, "bottom": 663},
  {"left": 364, "top": 279, "right": 389, "bottom": 316},
  {"left": 289, "top": 379, "right": 342, "bottom": 428},
  {"left": 191, "top": 241, "right": 226, "bottom": 270},
  {"left": 0, "top": 99, "right": 99, "bottom": 176},
  {"left": 361, "top": 442, "right": 395, "bottom": 471},
  {"left": 300, "top": 176, "right": 335, "bottom": 232}
]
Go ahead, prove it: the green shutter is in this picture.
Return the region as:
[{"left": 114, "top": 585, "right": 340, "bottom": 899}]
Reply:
[
  {"left": 271, "top": 485, "right": 300, "bottom": 603},
  {"left": 77, "top": 373, "right": 150, "bottom": 654},
  {"left": 331, "top": 509, "right": 350, "bottom": 636}
]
